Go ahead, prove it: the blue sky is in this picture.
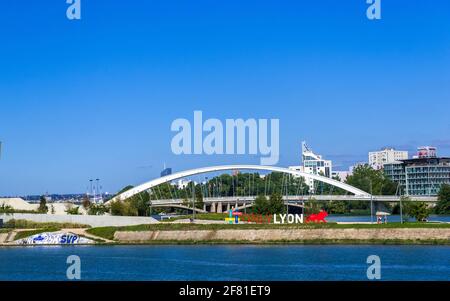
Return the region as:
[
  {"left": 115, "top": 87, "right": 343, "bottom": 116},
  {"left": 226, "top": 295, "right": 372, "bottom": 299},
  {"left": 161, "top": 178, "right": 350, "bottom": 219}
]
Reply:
[{"left": 1, "top": 0, "right": 449, "bottom": 195}]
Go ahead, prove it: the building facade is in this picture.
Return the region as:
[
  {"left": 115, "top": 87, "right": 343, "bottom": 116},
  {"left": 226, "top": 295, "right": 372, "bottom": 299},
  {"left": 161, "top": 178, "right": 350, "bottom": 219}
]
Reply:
[
  {"left": 289, "top": 141, "right": 332, "bottom": 193},
  {"left": 369, "top": 148, "right": 408, "bottom": 170},
  {"left": 384, "top": 156, "right": 450, "bottom": 196},
  {"left": 415, "top": 146, "right": 437, "bottom": 159},
  {"left": 160, "top": 167, "right": 172, "bottom": 177}
]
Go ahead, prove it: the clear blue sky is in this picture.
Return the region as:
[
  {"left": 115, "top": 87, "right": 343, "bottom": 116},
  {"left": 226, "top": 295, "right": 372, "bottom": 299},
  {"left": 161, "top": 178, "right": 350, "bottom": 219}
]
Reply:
[{"left": 1, "top": 0, "right": 449, "bottom": 196}]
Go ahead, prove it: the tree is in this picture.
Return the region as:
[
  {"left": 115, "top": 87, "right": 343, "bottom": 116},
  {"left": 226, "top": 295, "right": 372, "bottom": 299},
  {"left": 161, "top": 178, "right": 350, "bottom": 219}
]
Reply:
[
  {"left": 0, "top": 204, "right": 14, "bottom": 214},
  {"left": 82, "top": 196, "right": 91, "bottom": 210},
  {"left": 435, "top": 184, "right": 450, "bottom": 214},
  {"left": 38, "top": 196, "right": 48, "bottom": 213},
  {"left": 346, "top": 164, "right": 397, "bottom": 195},
  {"left": 268, "top": 193, "right": 285, "bottom": 214},
  {"left": 88, "top": 203, "right": 109, "bottom": 215},
  {"left": 404, "top": 201, "right": 431, "bottom": 222},
  {"left": 128, "top": 192, "right": 151, "bottom": 216},
  {"left": 252, "top": 195, "right": 269, "bottom": 215},
  {"left": 343, "top": 164, "right": 398, "bottom": 212},
  {"left": 65, "top": 204, "right": 80, "bottom": 215},
  {"left": 194, "top": 185, "right": 204, "bottom": 209},
  {"left": 252, "top": 193, "right": 285, "bottom": 214},
  {"left": 325, "top": 201, "right": 348, "bottom": 214},
  {"left": 110, "top": 199, "right": 138, "bottom": 216},
  {"left": 304, "top": 198, "right": 326, "bottom": 214},
  {"left": 110, "top": 200, "right": 125, "bottom": 216}
]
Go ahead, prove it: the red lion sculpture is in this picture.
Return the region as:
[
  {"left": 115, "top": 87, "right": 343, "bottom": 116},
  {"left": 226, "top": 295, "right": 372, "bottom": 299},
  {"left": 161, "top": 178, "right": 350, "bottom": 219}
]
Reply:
[{"left": 306, "top": 210, "right": 328, "bottom": 223}]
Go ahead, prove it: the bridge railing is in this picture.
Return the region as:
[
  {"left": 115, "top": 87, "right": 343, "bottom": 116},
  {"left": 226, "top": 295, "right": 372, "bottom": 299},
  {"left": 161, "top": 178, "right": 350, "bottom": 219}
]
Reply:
[{"left": 149, "top": 195, "right": 437, "bottom": 205}]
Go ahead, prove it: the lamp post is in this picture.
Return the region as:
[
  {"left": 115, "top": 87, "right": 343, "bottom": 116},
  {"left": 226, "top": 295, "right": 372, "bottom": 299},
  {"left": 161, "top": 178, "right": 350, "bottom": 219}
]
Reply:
[
  {"left": 192, "top": 182, "right": 196, "bottom": 221},
  {"left": 89, "top": 179, "right": 93, "bottom": 202},
  {"left": 96, "top": 178, "right": 100, "bottom": 204},
  {"left": 365, "top": 177, "right": 374, "bottom": 224},
  {"left": 399, "top": 196, "right": 403, "bottom": 224}
]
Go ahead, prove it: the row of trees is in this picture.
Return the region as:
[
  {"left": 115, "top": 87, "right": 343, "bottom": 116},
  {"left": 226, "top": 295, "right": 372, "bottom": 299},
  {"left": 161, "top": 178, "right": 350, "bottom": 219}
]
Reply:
[{"left": 28, "top": 164, "right": 450, "bottom": 217}]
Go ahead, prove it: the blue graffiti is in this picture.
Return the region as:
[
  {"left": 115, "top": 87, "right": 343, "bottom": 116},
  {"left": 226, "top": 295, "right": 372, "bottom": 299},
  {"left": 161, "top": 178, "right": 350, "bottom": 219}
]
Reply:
[
  {"left": 60, "top": 234, "right": 78, "bottom": 244},
  {"left": 33, "top": 235, "right": 45, "bottom": 242}
]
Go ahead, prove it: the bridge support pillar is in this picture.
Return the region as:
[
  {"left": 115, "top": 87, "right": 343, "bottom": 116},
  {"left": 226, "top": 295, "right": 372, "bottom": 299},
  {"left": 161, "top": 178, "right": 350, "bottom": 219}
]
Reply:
[
  {"left": 217, "top": 202, "right": 223, "bottom": 213},
  {"left": 226, "top": 203, "right": 230, "bottom": 213},
  {"left": 210, "top": 202, "right": 216, "bottom": 213},
  {"left": 203, "top": 204, "right": 206, "bottom": 211}
]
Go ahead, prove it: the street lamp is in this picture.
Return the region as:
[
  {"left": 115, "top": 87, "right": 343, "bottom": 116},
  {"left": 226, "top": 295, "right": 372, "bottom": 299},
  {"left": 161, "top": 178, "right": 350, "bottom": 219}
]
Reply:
[
  {"left": 192, "top": 182, "right": 196, "bottom": 221},
  {"left": 399, "top": 196, "right": 403, "bottom": 224},
  {"left": 365, "top": 178, "right": 374, "bottom": 224}
]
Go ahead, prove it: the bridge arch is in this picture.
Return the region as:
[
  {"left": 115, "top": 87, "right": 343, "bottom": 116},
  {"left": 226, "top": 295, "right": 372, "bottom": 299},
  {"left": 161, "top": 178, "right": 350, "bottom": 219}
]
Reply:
[{"left": 109, "top": 165, "right": 370, "bottom": 203}]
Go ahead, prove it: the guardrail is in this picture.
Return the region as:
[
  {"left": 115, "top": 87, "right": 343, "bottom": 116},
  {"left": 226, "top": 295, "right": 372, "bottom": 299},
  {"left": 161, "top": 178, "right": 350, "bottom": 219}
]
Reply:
[{"left": 149, "top": 195, "right": 437, "bottom": 205}]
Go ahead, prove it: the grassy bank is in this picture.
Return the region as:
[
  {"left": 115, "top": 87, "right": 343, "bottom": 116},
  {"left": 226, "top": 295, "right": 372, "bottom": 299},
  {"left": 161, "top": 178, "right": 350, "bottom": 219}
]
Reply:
[
  {"left": 87, "top": 222, "right": 450, "bottom": 241},
  {"left": 160, "top": 213, "right": 227, "bottom": 222},
  {"left": 14, "top": 227, "right": 60, "bottom": 240}
]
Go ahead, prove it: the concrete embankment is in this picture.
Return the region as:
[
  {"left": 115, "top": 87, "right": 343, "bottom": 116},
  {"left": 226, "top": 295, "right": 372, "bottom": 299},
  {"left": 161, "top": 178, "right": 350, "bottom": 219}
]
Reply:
[
  {"left": 0, "top": 213, "right": 158, "bottom": 227},
  {"left": 114, "top": 228, "right": 450, "bottom": 243}
]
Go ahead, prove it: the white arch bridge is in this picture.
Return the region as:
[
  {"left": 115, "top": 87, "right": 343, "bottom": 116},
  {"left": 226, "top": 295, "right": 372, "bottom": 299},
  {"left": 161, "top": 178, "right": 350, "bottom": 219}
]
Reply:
[{"left": 108, "top": 165, "right": 437, "bottom": 213}]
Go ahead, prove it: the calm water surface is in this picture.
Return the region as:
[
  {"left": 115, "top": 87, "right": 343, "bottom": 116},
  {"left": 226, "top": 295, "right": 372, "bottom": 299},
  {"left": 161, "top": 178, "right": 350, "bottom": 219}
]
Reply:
[{"left": 0, "top": 245, "right": 448, "bottom": 281}]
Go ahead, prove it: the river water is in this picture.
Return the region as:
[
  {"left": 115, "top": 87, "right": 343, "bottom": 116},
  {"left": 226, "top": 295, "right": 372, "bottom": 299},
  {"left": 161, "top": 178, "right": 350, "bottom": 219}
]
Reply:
[{"left": 0, "top": 245, "right": 448, "bottom": 281}]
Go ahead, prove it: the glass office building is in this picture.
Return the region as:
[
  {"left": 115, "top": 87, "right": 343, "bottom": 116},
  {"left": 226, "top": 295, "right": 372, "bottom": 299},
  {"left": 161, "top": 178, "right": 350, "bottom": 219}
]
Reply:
[{"left": 384, "top": 157, "right": 450, "bottom": 196}]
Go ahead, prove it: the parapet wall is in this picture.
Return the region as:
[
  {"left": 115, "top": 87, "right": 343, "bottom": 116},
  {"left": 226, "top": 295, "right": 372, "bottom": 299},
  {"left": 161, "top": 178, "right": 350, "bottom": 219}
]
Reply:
[
  {"left": 114, "top": 228, "right": 450, "bottom": 242},
  {"left": 0, "top": 213, "right": 158, "bottom": 227}
]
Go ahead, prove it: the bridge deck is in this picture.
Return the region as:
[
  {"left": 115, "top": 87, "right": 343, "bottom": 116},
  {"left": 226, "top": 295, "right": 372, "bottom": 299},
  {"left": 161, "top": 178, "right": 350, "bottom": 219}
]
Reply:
[{"left": 150, "top": 195, "right": 437, "bottom": 206}]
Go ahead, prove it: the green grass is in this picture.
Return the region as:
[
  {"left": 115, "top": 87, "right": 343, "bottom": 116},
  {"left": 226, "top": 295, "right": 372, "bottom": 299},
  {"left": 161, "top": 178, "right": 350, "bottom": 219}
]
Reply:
[
  {"left": 14, "top": 227, "right": 60, "bottom": 240},
  {"left": 4, "top": 219, "right": 90, "bottom": 229},
  {"left": 87, "top": 222, "right": 450, "bottom": 241},
  {"left": 160, "top": 213, "right": 227, "bottom": 222},
  {"left": 86, "top": 227, "right": 117, "bottom": 240}
]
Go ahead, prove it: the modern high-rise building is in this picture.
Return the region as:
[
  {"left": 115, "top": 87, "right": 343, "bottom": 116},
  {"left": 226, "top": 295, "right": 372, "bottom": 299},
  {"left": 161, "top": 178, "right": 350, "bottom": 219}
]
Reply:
[
  {"left": 160, "top": 167, "right": 172, "bottom": 177},
  {"left": 384, "top": 147, "right": 450, "bottom": 196},
  {"left": 369, "top": 147, "right": 408, "bottom": 170},
  {"left": 415, "top": 146, "right": 437, "bottom": 159},
  {"left": 289, "top": 141, "right": 332, "bottom": 193}
]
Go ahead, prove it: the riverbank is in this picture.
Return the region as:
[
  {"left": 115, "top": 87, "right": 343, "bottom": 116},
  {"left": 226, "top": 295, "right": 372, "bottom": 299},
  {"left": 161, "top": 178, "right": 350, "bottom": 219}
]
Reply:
[
  {"left": 111, "top": 228, "right": 450, "bottom": 245},
  {"left": 78, "top": 222, "right": 450, "bottom": 245},
  {"left": 2, "top": 220, "right": 450, "bottom": 246}
]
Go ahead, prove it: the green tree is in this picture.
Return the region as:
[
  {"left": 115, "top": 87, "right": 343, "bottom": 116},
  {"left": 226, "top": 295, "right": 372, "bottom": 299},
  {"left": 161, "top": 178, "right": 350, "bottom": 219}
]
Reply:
[
  {"left": 0, "top": 204, "right": 14, "bottom": 214},
  {"left": 110, "top": 200, "right": 138, "bottom": 216},
  {"left": 304, "top": 198, "right": 326, "bottom": 214},
  {"left": 343, "top": 164, "right": 398, "bottom": 212},
  {"left": 252, "top": 195, "right": 269, "bottom": 214},
  {"left": 128, "top": 192, "right": 151, "bottom": 216},
  {"left": 65, "top": 205, "right": 80, "bottom": 215},
  {"left": 268, "top": 193, "right": 285, "bottom": 214},
  {"left": 82, "top": 196, "right": 91, "bottom": 210},
  {"left": 346, "top": 164, "right": 397, "bottom": 195},
  {"left": 252, "top": 193, "right": 285, "bottom": 214},
  {"left": 38, "top": 196, "right": 48, "bottom": 213},
  {"left": 404, "top": 201, "right": 431, "bottom": 222},
  {"left": 88, "top": 203, "right": 109, "bottom": 215},
  {"left": 435, "top": 184, "right": 450, "bottom": 214},
  {"left": 194, "top": 185, "right": 204, "bottom": 209},
  {"left": 325, "top": 201, "right": 348, "bottom": 214}
]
